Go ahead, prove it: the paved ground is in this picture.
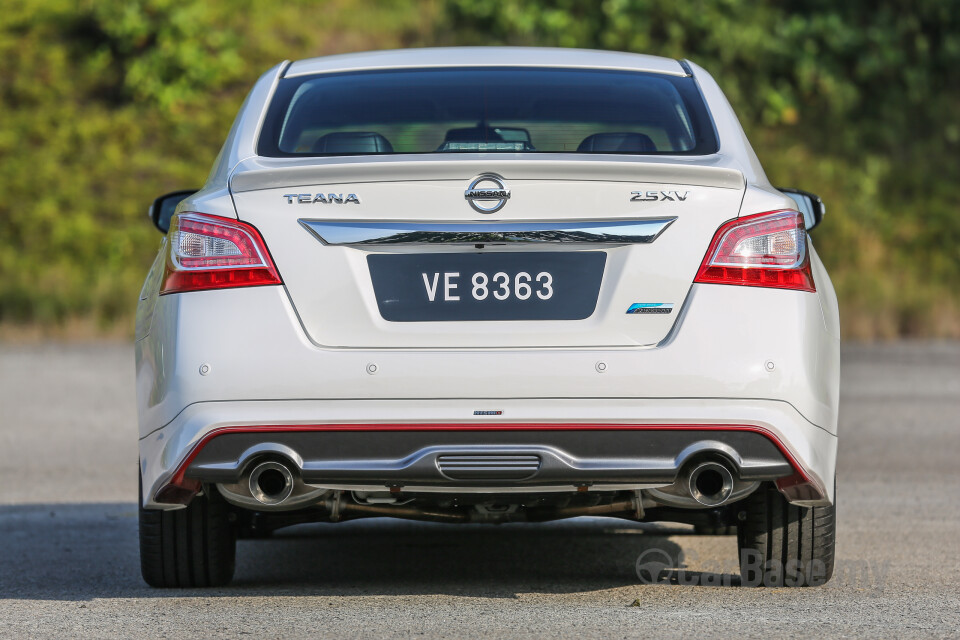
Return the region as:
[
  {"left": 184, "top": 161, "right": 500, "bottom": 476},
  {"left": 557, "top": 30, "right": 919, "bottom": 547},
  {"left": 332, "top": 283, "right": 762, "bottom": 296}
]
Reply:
[{"left": 1, "top": 342, "right": 958, "bottom": 638}]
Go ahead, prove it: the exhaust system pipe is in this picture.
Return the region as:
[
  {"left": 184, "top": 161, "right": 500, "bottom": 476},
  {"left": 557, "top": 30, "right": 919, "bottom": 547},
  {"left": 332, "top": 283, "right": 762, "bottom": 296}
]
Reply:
[
  {"left": 248, "top": 460, "right": 295, "bottom": 506},
  {"left": 686, "top": 460, "right": 735, "bottom": 507}
]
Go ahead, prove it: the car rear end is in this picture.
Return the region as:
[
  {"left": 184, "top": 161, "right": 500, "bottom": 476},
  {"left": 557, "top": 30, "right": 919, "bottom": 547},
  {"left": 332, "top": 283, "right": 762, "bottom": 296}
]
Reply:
[{"left": 136, "top": 49, "right": 839, "bottom": 588}]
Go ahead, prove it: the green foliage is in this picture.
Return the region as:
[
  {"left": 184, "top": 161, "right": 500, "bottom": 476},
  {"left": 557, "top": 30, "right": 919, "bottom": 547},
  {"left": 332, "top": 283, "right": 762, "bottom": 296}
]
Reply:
[
  {"left": 1, "top": 0, "right": 958, "bottom": 337},
  {"left": 0, "top": 0, "right": 431, "bottom": 328},
  {"left": 442, "top": 0, "right": 960, "bottom": 145}
]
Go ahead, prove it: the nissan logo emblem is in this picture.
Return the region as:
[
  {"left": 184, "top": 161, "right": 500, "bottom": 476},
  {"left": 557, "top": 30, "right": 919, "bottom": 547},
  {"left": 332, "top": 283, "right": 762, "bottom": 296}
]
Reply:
[{"left": 464, "top": 174, "right": 510, "bottom": 213}]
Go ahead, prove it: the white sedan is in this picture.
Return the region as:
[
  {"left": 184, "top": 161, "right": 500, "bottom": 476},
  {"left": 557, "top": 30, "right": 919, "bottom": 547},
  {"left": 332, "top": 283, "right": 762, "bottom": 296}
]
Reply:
[{"left": 136, "top": 47, "right": 839, "bottom": 588}]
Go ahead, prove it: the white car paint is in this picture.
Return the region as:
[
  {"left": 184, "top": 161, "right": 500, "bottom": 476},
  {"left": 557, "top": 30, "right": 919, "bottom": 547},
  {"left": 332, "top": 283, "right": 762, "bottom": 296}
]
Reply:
[{"left": 136, "top": 48, "right": 839, "bottom": 512}]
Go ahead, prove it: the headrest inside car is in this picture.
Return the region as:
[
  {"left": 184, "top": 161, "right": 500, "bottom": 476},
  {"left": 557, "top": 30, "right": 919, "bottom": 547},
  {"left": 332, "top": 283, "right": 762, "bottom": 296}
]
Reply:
[
  {"left": 312, "top": 132, "right": 394, "bottom": 154},
  {"left": 443, "top": 126, "right": 507, "bottom": 143},
  {"left": 577, "top": 132, "right": 657, "bottom": 153}
]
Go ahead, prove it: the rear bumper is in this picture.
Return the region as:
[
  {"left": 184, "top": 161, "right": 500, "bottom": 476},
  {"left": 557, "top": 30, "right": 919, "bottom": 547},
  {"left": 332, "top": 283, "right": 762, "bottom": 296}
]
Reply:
[
  {"left": 136, "top": 284, "right": 840, "bottom": 438},
  {"left": 136, "top": 279, "right": 840, "bottom": 510},
  {"left": 139, "top": 397, "right": 837, "bottom": 510},
  {"left": 184, "top": 426, "right": 794, "bottom": 488}
]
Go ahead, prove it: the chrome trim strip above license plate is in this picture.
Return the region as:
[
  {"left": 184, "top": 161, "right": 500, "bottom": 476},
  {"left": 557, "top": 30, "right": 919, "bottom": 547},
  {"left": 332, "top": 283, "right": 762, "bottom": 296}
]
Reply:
[{"left": 298, "top": 218, "right": 677, "bottom": 246}]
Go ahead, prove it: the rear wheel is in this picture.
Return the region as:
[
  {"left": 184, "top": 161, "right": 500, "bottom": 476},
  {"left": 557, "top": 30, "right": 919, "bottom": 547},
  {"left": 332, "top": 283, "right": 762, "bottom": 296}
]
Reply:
[
  {"left": 736, "top": 483, "right": 835, "bottom": 587},
  {"left": 139, "top": 479, "right": 237, "bottom": 587}
]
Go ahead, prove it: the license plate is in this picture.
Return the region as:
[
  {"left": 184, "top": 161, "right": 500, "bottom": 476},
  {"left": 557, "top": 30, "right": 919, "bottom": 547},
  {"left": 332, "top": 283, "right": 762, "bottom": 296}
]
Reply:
[{"left": 367, "top": 252, "right": 606, "bottom": 322}]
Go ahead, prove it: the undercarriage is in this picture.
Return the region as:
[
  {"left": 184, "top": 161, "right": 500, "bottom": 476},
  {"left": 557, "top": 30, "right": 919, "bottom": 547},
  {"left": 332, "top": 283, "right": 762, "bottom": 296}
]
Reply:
[{"left": 227, "top": 486, "right": 744, "bottom": 536}]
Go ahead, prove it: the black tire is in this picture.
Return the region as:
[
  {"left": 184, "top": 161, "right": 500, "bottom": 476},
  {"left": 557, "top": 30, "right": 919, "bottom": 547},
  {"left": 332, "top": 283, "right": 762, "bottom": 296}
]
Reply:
[
  {"left": 139, "top": 480, "right": 237, "bottom": 588},
  {"left": 736, "top": 483, "right": 835, "bottom": 587}
]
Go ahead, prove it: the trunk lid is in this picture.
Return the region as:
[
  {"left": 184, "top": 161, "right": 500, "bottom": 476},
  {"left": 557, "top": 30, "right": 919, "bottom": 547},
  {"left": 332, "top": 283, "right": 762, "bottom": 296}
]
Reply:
[{"left": 230, "top": 157, "right": 744, "bottom": 349}]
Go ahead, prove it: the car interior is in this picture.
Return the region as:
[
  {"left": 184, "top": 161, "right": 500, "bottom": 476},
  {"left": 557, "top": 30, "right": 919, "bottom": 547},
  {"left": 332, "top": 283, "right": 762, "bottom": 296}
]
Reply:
[
  {"left": 304, "top": 128, "right": 659, "bottom": 155},
  {"left": 265, "top": 67, "right": 711, "bottom": 157}
]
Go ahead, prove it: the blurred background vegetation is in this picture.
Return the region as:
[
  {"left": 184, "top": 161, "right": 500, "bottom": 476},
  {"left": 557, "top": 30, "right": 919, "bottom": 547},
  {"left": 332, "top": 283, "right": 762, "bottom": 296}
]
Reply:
[{"left": 1, "top": 0, "right": 958, "bottom": 339}]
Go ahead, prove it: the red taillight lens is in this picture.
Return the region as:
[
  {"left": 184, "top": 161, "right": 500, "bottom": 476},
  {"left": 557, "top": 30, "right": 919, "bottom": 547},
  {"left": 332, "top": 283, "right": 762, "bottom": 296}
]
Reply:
[
  {"left": 160, "top": 213, "right": 282, "bottom": 295},
  {"left": 694, "top": 210, "right": 815, "bottom": 292}
]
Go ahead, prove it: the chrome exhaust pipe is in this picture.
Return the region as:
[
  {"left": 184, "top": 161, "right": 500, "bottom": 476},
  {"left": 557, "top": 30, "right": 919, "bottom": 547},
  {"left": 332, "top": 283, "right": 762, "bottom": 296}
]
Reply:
[
  {"left": 686, "top": 460, "right": 735, "bottom": 507},
  {"left": 248, "top": 460, "right": 295, "bottom": 506}
]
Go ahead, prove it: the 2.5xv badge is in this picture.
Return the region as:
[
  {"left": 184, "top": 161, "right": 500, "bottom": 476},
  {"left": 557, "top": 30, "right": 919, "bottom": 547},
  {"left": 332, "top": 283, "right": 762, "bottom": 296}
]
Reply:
[{"left": 630, "top": 190, "right": 689, "bottom": 202}]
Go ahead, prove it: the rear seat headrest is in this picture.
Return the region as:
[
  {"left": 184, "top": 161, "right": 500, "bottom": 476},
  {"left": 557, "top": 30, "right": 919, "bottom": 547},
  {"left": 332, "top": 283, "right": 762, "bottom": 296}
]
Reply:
[
  {"left": 442, "top": 126, "right": 506, "bottom": 143},
  {"left": 312, "top": 131, "right": 394, "bottom": 154},
  {"left": 577, "top": 132, "right": 656, "bottom": 153}
]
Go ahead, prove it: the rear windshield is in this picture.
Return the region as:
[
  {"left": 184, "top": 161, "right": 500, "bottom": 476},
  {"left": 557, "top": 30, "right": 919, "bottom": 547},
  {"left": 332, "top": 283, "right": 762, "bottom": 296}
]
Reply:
[{"left": 258, "top": 67, "right": 718, "bottom": 157}]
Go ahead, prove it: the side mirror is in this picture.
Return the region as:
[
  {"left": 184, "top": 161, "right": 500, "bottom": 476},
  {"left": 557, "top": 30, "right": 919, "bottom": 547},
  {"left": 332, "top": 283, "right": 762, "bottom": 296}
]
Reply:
[
  {"left": 778, "top": 188, "right": 825, "bottom": 231},
  {"left": 149, "top": 190, "right": 197, "bottom": 234}
]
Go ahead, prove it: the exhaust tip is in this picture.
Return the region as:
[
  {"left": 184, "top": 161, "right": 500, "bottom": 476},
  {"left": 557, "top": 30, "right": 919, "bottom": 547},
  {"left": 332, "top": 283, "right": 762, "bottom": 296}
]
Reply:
[
  {"left": 687, "top": 461, "right": 735, "bottom": 507},
  {"left": 248, "top": 460, "right": 295, "bottom": 505}
]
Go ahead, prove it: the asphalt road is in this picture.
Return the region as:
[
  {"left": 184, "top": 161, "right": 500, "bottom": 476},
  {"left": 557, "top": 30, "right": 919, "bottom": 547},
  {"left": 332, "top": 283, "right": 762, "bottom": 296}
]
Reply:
[{"left": 1, "top": 342, "right": 959, "bottom": 638}]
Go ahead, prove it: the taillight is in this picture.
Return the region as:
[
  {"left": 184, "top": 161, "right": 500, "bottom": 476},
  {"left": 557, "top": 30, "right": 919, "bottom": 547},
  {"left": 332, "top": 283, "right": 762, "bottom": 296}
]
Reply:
[
  {"left": 694, "top": 210, "right": 815, "bottom": 292},
  {"left": 160, "top": 213, "right": 282, "bottom": 295}
]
